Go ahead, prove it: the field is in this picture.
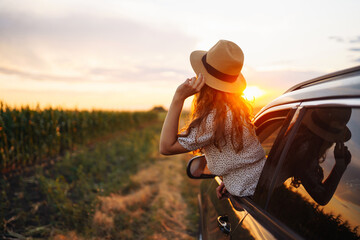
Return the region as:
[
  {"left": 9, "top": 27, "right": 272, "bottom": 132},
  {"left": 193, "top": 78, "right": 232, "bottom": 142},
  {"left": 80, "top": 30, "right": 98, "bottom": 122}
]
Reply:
[{"left": 0, "top": 104, "right": 200, "bottom": 239}]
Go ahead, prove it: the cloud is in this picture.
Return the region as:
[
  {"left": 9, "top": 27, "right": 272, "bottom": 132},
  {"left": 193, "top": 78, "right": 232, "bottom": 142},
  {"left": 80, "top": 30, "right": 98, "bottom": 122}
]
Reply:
[
  {"left": 0, "top": 10, "right": 197, "bottom": 83},
  {"left": 348, "top": 39, "right": 360, "bottom": 63},
  {"left": 328, "top": 36, "right": 360, "bottom": 63},
  {"left": 0, "top": 64, "right": 192, "bottom": 83},
  {"left": 329, "top": 35, "right": 360, "bottom": 44},
  {"left": 350, "top": 36, "right": 360, "bottom": 43},
  {"left": 329, "top": 36, "right": 344, "bottom": 42},
  {"left": 0, "top": 11, "right": 196, "bottom": 57},
  {"left": 0, "top": 66, "right": 83, "bottom": 82},
  {"left": 87, "top": 66, "right": 191, "bottom": 83}
]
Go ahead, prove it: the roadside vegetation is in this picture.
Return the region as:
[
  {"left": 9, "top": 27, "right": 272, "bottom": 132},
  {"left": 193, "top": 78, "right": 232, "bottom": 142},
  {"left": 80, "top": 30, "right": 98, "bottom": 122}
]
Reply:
[
  {"left": 0, "top": 103, "right": 200, "bottom": 239},
  {"left": 1, "top": 120, "right": 160, "bottom": 238},
  {"left": 0, "top": 102, "right": 157, "bottom": 173}
]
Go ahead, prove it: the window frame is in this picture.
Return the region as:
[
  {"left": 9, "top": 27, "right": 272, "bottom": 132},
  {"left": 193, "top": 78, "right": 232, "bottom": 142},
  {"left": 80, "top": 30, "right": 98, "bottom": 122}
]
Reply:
[{"left": 253, "top": 104, "right": 300, "bottom": 208}]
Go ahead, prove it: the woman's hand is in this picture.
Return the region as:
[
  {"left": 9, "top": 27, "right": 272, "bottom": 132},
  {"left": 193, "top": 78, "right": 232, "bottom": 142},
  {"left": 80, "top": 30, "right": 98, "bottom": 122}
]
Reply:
[
  {"left": 175, "top": 73, "right": 206, "bottom": 101},
  {"left": 334, "top": 142, "right": 351, "bottom": 170},
  {"left": 159, "top": 73, "right": 205, "bottom": 155},
  {"left": 216, "top": 182, "right": 228, "bottom": 199}
]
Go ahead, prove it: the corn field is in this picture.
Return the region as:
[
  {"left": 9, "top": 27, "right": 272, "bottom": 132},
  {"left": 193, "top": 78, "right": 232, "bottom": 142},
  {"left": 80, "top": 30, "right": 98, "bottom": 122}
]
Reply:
[{"left": 0, "top": 102, "right": 158, "bottom": 173}]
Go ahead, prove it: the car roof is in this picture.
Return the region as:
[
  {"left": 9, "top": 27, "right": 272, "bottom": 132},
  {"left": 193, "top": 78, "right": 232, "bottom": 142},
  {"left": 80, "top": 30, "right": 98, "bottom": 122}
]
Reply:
[{"left": 258, "top": 65, "right": 360, "bottom": 114}]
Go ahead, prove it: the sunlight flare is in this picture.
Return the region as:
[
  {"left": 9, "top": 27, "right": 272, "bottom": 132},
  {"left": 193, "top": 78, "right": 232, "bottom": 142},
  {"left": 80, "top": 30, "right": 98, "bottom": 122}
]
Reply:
[{"left": 243, "top": 86, "right": 265, "bottom": 102}]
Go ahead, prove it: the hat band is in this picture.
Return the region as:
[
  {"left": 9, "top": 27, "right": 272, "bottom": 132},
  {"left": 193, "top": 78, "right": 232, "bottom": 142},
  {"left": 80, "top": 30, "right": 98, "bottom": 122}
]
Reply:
[
  {"left": 202, "top": 54, "right": 238, "bottom": 83},
  {"left": 311, "top": 111, "right": 343, "bottom": 135}
]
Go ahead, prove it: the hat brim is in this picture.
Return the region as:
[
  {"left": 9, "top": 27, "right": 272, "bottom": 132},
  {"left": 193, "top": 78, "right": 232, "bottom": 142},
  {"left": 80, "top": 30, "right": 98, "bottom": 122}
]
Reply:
[
  {"left": 190, "top": 50, "right": 246, "bottom": 93},
  {"left": 303, "top": 111, "right": 352, "bottom": 142}
]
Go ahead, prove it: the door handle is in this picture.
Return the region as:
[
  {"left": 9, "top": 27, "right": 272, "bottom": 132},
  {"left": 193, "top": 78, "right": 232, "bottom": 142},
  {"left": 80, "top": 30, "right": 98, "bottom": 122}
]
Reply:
[{"left": 217, "top": 215, "right": 231, "bottom": 234}]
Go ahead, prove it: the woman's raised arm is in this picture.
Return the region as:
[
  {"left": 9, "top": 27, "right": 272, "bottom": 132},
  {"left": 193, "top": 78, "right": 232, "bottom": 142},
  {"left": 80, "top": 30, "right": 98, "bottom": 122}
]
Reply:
[{"left": 159, "top": 74, "right": 205, "bottom": 155}]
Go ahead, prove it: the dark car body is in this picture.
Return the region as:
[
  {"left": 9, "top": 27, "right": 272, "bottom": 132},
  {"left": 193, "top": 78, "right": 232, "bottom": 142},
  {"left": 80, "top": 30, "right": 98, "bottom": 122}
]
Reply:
[{"left": 193, "top": 66, "right": 360, "bottom": 240}]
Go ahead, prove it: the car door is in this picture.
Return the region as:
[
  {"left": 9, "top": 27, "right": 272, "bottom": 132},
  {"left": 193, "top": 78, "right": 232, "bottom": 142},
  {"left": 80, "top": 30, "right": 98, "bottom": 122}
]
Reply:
[
  {"left": 199, "top": 105, "right": 298, "bottom": 239},
  {"left": 199, "top": 176, "right": 250, "bottom": 240}
]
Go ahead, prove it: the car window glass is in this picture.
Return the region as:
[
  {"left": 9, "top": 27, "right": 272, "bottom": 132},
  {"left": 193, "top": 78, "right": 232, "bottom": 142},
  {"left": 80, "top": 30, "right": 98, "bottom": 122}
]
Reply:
[
  {"left": 268, "top": 107, "right": 360, "bottom": 239},
  {"left": 257, "top": 120, "right": 283, "bottom": 156},
  {"left": 254, "top": 109, "right": 290, "bottom": 128},
  {"left": 255, "top": 109, "right": 291, "bottom": 156}
]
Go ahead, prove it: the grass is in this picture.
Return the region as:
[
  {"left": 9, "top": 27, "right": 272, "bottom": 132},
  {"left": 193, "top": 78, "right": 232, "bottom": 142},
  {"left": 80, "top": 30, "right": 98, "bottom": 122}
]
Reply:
[
  {"left": 0, "top": 120, "right": 162, "bottom": 239},
  {"left": 180, "top": 159, "right": 201, "bottom": 238}
]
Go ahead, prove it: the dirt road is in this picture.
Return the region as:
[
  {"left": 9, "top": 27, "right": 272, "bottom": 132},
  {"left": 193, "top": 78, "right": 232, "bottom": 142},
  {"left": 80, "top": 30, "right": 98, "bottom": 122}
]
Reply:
[{"left": 54, "top": 153, "right": 199, "bottom": 240}]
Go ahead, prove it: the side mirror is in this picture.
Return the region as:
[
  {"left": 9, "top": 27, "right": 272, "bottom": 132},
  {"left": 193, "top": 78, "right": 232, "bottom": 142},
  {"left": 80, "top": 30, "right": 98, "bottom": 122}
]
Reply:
[{"left": 187, "top": 155, "right": 216, "bottom": 179}]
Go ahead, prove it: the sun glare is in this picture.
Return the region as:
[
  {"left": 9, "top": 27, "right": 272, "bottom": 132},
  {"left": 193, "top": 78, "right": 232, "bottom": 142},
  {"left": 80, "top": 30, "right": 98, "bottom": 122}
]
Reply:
[{"left": 243, "top": 86, "right": 265, "bottom": 102}]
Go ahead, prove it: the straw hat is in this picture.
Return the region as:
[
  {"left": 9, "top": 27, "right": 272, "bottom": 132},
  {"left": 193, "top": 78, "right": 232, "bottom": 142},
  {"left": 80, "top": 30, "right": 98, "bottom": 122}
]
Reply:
[
  {"left": 190, "top": 40, "right": 246, "bottom": 93},
  {"left": 303, "top": 108, "right": 352, "bottom": 142}
]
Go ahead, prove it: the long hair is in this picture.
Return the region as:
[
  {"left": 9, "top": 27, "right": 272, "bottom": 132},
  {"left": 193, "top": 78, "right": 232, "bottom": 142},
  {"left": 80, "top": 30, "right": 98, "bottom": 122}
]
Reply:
[{"left": 179, "top": 84, "right": 254, "bottom": 153}]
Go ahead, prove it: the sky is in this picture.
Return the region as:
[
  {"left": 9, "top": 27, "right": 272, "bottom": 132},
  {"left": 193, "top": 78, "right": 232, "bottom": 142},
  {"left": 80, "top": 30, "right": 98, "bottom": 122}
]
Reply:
[{"left": 0, "top": 0, "right": 359, "bottom": 110}]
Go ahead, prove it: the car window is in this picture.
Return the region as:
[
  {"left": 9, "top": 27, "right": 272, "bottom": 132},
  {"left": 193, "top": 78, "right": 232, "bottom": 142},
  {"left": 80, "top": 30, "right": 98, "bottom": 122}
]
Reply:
[
  {"left": 255, "top": 109, "right": 291, "bottom": 156},
  {"left": 267, "top": 107, "right": 360, "bottom": 239},
  {"left": 254, "top": 109, "right": 290, "bottom": 128},
  {"left": 252, "top": 108, "right": 295, "bottom": 207},
  {"left": 257, "top": 119, "right": 284, "bottom": 156}
]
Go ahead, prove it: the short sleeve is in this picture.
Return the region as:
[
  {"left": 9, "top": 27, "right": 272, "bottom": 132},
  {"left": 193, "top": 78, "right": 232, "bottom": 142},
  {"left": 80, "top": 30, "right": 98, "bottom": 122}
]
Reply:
[{"left": 178, "top": 112, "right": 215, "bottom": 151}]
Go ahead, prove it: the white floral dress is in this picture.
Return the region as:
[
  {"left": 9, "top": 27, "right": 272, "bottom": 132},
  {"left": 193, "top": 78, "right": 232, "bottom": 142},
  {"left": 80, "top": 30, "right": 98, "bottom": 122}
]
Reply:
[{"left": 178, "top": 110, "right": 266, "bottom": 197}]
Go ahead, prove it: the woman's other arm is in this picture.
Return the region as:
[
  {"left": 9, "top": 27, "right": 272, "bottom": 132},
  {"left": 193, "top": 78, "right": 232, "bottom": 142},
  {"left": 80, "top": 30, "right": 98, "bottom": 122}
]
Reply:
[
  {"left": 301, "top": 142, "right": 351, "bottom": 205},
  {"left": 159, "top": 74, "right": 205, "bottom": 155}
]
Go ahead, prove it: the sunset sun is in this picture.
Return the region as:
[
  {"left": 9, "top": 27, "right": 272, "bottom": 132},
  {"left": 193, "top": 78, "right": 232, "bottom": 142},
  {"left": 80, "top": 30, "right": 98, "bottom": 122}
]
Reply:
[{"left": 243, "top": 86, "right": 265, "bottom": 102}]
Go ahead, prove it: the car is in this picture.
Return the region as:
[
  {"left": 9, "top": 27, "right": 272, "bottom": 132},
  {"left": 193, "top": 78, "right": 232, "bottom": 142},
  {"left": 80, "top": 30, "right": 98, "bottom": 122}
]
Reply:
[{"left": 187, "top": 65, "right": 360, "bottom": 240}]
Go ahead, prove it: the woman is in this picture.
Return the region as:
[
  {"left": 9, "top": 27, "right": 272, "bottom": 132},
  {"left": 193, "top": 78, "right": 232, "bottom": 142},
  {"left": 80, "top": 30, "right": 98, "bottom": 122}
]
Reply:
[{"left": 159, "top": 40, "right": 266, "bottom": 198}]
